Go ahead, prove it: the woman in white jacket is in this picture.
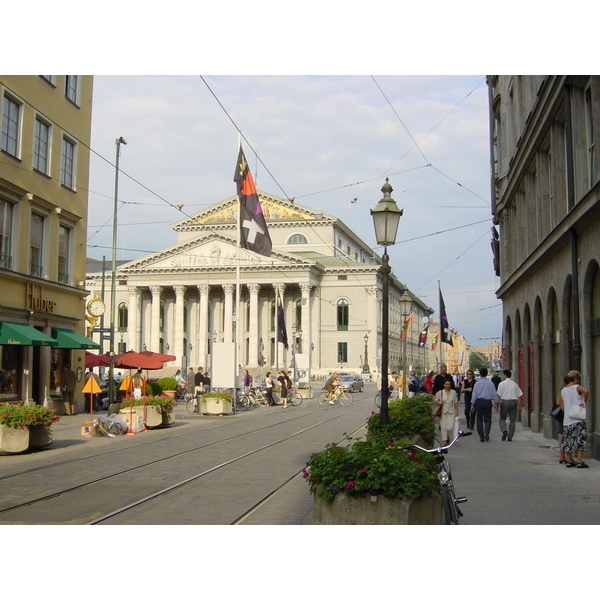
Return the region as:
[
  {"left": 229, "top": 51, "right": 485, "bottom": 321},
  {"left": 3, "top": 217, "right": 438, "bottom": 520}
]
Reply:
[{"left": 434, "top": 379, "right": 458, "bottom": 445}]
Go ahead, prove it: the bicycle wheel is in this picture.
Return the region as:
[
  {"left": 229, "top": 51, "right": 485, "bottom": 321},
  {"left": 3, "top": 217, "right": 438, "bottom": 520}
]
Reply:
[
  {"left": 339, "top": 391, "right": 353, "bottom": 406},
  {"left": 288, "top": 392, "right": 303, "bottom": 406},
  {"left": 242, "top": 394, "right": 257, "bottom": 411},
  {"left": 186, "top": 398, "right": 198, "bottom": 414},
  {"left": 318, "top": 392, "right": 330, "bottom": 406},
  {"left": 374, "top": 391, "right": 381, "bottom": 407},
  {"left": 441, "top": 485, "right": 459, "bottom": 524}
]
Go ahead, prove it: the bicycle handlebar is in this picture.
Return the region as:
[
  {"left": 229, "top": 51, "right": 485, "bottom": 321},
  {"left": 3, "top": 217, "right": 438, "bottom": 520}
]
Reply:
[{"left": 403, "top": 430, "right": 472, "bottom": 454}]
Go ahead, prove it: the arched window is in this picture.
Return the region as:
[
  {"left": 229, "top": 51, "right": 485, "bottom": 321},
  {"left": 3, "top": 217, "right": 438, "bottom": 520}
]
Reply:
[
  {"left": 288, "top": 234, "right": 308, "bottom": 244},
  {"left": 337, "top": 236, "right": 343, "bottom": 249},
  {"left": 337, "top": 298, "right": 349, "bottom": 331},
  {"left": 118, "top": 302, "right": 128, "bottom": 331}
]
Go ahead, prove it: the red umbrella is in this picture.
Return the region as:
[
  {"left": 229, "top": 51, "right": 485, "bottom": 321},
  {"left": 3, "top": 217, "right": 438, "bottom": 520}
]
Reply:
[
  {"left": 139, "top": 350, "right": 176, "bottom": 363},
  {"left": 85, "top": 351, "right": 110, "bottom": 368},
  {"left": 113, "top": 350, "right": 164, "bottom": 370}
]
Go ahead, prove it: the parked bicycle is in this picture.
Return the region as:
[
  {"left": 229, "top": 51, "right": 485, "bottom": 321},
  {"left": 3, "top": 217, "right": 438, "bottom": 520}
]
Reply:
[
  {"left": 318, "top": 386, "right": 353, "bottom": 406},
  {"left": 403, "top": 430, "right": 471, "bottom": 524}
]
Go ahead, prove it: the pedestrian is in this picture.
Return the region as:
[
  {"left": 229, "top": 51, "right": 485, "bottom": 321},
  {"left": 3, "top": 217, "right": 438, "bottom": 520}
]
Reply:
[
  {"left": 243, "top": 369, "right": 253, "bottom": 393},
  {"left": 553, "top": 376, "right": 569, "bottom": 464},
  {"left": 277, "top": 370, "right": 292, "bottom": 408},
  {"left": 85, "top": 369, "right": 102, "bottom": 410},
  {"left": 203, "top": 370, "right": 211, "bottom": 393},
  {"left": 491, "top": 371, "right": 502, "bottom": 390},
  {"left": 265, "top": 372, "right": 275, "bottom": 406},
  {"left": 471, "top": 367, "right": 499, "bottom": 442},
  {"left": 61, "top": 364, "right": 77, "bottom": 415},
  {"left": 423, "top": 371, "right": 434, "bottom": 395},
  {"left": 186, "top": 367, "right": 195, "bottom": 395},
  {"left": 132, "top": 369, "right": 144, "bottom": 399},
  {"left": 194, "top": 367, "right": 204, "bottom": 395},
  {"left": 460, "top": 369, "right": 476, "bottom": 430},
  {"left": 497, "top": 369, "right": 523, "bottom": 441},
  {"left": 434, "top": 379, "right": 459, "bottom": 445},
  {"left": 453, "top": 371, "right": 463, "bottom": 400},
  {"left": 408, "top": 370, "right": 420, "bottom": 397},
  {"left": 557, "top": 370, "right": 589, "bottom": 468},
  {"left": 432, "top": 364, "right": 455, "bottom": 398},
  {"left": 389, "top": 371, "right": 400, "bottom": 400}
]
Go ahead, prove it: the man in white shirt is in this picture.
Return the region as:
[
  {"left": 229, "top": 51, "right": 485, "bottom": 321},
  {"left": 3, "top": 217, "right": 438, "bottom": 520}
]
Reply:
[{"left": 496, "top": 369, "right": 523, "bottom": 441}]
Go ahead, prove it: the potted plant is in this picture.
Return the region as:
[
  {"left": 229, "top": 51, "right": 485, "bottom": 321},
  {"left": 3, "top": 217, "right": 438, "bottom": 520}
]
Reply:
[
  {"left": 120, "top": 395, "right": 176, "bottom": 428},
  {"left": 200, "top": 390, "right": 232, "bottom": 415},
  {"left": 0, "top": 403, "right": 60, "bottom": 453},
  {"left": 305, "top": 436, "right": 442, "bottom": 525},
  {"left": 366, "top": 395, "right": 436, "bottom": 447},
  {"left": 157, "top": 377, "right": 178, "bottom": 398}
]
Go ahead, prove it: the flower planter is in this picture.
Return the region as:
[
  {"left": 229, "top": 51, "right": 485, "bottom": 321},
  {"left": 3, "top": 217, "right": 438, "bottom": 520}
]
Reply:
[
  {"left": 28, "top": 424, "right": 53, "bottom": 449},
  {"left": 312, "top": 486, "right": 442, "bottom": 525},
  {"left": 162, "top": 390, "right": 177, "bottom": 399},
  {"left": 120, "top": 405, "right": 175, "bottom": 429},
  {"left": 200, "top": 397, "right": 232, "bottom": 415},
  {"left": 0, "top": 424, "right": 30, "bottom": 455}
]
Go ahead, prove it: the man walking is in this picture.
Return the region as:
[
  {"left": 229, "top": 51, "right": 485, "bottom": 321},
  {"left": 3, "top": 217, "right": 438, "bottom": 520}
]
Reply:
[
  {"left": 497, "top": 369, "right": 523, "bottom": 441},
  {"left": 61, "top": 364, "right": 77, "bottom": 415},
  {"left": 194, "top": 367, "right": 204, "bottom": 395},
  {"left": 432, "top": 364, "right": 455, "bottom": 397},
  {"left": 471, "top": 367, "right": 499, "bottom": 442}
]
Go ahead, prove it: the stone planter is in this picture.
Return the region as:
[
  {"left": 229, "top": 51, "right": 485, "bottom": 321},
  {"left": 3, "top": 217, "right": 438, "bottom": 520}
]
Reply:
[
  {"left": 200, "top": 397, "right": 232, "bottom": 415},
  {"left": 0, "top": 424, "right": 30, "bottom": 455},
  {"left": 28, "top": 424, "right": 53, "bottom": 449},
  {"left": 312, "top": 487, "right": 442, "bottom": 525}
]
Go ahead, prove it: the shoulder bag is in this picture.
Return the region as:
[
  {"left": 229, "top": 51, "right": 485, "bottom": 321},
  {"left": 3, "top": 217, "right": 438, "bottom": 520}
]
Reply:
[{"left": 569, "top": 404, "right": 586, "bottom": 421}]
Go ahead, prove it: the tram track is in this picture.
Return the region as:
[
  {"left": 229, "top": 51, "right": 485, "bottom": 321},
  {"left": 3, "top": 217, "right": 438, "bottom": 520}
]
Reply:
[{"left": 0, "top": 401, "right": 370, "bottom": 524}]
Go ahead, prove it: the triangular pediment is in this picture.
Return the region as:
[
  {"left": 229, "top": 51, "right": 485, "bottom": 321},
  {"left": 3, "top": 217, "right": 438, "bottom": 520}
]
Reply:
[
  {"left": 171, "top": 191, "right": 332, "bottom": 232},
  {"left": 119, "top": 231, "right": 316, "bottom": 274}
]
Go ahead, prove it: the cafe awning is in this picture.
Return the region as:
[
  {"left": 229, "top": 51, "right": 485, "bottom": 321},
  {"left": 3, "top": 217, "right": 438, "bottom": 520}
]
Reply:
[
  {"left": 0, "top": 321, "right": 58, "bottom": 346},
  {"left": 51, "top": 328, "right": 101, "bottom": 350}
]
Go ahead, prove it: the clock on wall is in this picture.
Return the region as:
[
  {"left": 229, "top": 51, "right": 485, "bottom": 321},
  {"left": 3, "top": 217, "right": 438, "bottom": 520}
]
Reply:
[{"left": 86, "top": 297, "right": 106, "bottom": 318}]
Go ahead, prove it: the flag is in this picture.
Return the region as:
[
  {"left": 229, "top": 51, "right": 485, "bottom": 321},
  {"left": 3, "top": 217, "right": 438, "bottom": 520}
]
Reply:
[
  {"left": 418, "top": 323, "right": 429, "bottom": 347},
  {"left": 439, "top": 287, "right": 454, "bottom": 346},
  {"left": 399, "top": 312, "right": 414, "bottom": 341},
  {"left": 234, "top": 147, "right": 272, "bottom": 257},
  {"left": 431, "top": 331, "right": 439, "bottom": 351},
  {"left": 276, "top": 293, "right": 288, "bottom": 349}
]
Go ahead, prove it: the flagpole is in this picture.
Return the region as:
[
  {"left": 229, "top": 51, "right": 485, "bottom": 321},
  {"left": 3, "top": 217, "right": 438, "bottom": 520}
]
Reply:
[
  {"left": 438, "top": 280, "right": 442, "bottom": 371},
  {"left": 234, "top": 134, "right": 242, "bottom": 412}
]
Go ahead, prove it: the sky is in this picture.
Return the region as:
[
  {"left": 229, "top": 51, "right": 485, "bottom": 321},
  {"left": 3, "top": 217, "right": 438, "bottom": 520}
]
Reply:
[{"left": 86, "top": 74, "right": 498, "bottom": 346}]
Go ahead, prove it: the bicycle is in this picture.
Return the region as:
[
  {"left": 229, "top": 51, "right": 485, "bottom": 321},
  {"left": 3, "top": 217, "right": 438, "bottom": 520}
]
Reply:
[
  {"left": 186, "top": 395, "right": 200, "bottom": 414},
  {"left": 403, "top": 430, "right": 471, "bottom": 524},
  {"left": 284, "top": 387, "right": 303, "bottom": 407},
  {"left": 318, "top": 386, "right": 353, "bottom": 406}
]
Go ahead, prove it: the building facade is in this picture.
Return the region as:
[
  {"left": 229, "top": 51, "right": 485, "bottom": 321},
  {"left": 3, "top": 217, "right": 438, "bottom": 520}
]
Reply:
[
  {"left": 85, "top": 188, "right": 434, "bottom": 384},
  {"left": 488, "top": 75, "right": 600, "bottom": 457},
  {"left": 1, "top": 75, "right": 96, "bottom": 407}
]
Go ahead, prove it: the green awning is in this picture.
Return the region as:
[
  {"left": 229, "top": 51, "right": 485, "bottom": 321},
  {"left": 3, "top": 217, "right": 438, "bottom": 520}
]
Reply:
[
  {"left": 51, "top": 328, "right": 101, "bottom": 350},
  {"left": 0, "top": 322, "right": 58, "bottom": 346}
]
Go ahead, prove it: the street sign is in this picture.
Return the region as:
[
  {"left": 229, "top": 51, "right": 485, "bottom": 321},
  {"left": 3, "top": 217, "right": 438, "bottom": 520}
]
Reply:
[{"left": 94, "top": 328, "right": 111, "bottom": 333}]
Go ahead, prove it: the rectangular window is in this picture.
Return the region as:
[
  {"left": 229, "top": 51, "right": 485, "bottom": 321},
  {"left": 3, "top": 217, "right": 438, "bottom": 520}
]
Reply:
[
  {"left": 0, "top": 199, "right": 13, "bottom": 269},
  {"left": 337, "top": 299, "right": 349, "bottom": 331},
  {"left": 57, "top": 225, "right": 69, "bottom": 284},
  {"left": 65, "top": 75, "right": 79, "bottom": 104},
  {"left": 30, "top": 213, "right": 44, "bottom": 277},
  {"left": 1, "top": 95, "right": 20, "bottom": 156},
  {"left": 60, "top": 137, "right": 75, "bottom": 189},
  {"left": 337, "top": 342, "right": 348, "bottom": 364},
  {"left": 33, "top": 118, "right": 50, "bottom": 174}
]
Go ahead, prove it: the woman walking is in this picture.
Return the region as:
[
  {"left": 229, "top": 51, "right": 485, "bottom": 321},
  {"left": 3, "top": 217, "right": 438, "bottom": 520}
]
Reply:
[
  {"left": 434, "top": 379, "right": 459, "bottom": 445},
  {"left": 558, "top": 370, "right": 589, "bottom": 468},
  {"left": 265, "top": 372, "right": 275, "bottom": 407},
  {"left": 461, "top": 370, "right": 476, "bottom": 430}
]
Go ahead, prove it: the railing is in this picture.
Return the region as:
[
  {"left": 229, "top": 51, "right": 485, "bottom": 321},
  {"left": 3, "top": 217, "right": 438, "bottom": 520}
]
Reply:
[
  {"left": 0, "top": 253, "right": 12, "bottom": 269},
  {"left": 29, "top": 263, "right": 43, "bottom": 277}
]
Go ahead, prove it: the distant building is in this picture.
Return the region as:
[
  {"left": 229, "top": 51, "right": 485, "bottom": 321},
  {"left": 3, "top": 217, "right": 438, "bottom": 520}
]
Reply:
[
  {"left": 488, "top": 76, "right": 600, "bottom": 457},
  {"left": 1, "top": 75, "right": 96, "bottom": 407},
  {"left": 85, "top": 186, "right": 434, "bottom": 383}
]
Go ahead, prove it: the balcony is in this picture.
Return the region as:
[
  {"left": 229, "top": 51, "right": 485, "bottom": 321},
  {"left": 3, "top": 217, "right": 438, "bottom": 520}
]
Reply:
[{"left": 0, "top": 253, "right": 12, "bottom": 269}]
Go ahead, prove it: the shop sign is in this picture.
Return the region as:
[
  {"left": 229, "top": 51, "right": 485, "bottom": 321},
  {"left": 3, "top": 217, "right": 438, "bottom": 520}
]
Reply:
[{"left": 25, "top": 284, "right": 57, "bottom": 313}]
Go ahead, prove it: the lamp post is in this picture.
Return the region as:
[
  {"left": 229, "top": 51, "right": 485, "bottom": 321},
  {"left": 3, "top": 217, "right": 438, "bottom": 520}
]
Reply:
[
  {"left": 108, "top": 136, "right": 127, "bottom": 406},
  {"left": 371, "top": 178, "right": 403, "bottom": 427},
  {"left": 399, "top": 290, "right": 412, "bottom": 398},
  {"left": 362, "top": 333, "right": 370, "bottom": 374}
]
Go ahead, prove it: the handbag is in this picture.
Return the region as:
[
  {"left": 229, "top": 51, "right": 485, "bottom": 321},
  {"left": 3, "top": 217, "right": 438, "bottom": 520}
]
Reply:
[
  {"left": 569, "top": 404, "right": 587, "bottom": 421},
  {"left": 550, "top": 404, "right": 563, "bottom": 421},
  {"left": 433, "top": 403, "right": 442, "bottom": 418}
]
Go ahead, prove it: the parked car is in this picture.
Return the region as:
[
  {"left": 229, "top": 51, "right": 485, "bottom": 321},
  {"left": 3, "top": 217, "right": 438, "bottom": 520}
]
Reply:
[{"left": 338, "top": 374, "right": 364, "bottom": 393}]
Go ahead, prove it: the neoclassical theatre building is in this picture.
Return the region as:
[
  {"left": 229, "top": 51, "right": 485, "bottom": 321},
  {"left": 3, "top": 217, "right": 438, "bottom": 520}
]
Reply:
[{"left": 85, "top": 190, "right": 433, "bottom": 382}]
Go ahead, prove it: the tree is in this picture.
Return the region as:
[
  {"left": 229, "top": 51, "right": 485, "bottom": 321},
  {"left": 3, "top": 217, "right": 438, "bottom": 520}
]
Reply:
[{"left": 469, "top": 352, "right": 490, "bottom": 372}]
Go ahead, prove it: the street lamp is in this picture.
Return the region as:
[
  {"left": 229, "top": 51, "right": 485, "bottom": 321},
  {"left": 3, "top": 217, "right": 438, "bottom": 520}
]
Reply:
[
  {"left": 371, "top": 178, "right": 403, "bottom": 427},
  {"left": 399, "top": 290, "right": 412, "bottom": 398},
  {"left": 108, "top": 136, "right": 127, "bottom": 406},
  {"left": 362, "top": 333, "right": 370, "bottom": 374}
]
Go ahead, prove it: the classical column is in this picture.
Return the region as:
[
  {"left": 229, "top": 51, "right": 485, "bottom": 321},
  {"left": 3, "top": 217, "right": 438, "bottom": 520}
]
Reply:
[
  {"left": 198, "top": 284, "right": 209, "bottom": 366},
  {"left": 313, "top": 287, "right": 321, "bottom": 368},
  {"left": 300, "top": 283, "right": 312, "bottom": 358},
  {"left": 149, "top": 285, "right": 162, "bottom": 352},
  {"left": 127, "top": 286, "right": 139, "bottom": 352},
  {"left": 248, "top": 283, "right": 260, "bottom": 367},
  {"left": 223, "top": 284, "right": 234, "bottom": 343},
  {"left": 173, "top": 285, "right": 186, "bottom": 363}
]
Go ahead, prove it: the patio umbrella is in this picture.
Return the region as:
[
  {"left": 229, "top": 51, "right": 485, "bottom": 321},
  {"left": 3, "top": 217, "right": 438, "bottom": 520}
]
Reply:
[
  {"left": 85, "top": 351, "right": 110, "bottom": 369},
  {"left": 113, "top": 350, "right": 164, "bottom": 370},
  {"left": 138, "top": 350, "right": 176, "bottom": 363}
]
